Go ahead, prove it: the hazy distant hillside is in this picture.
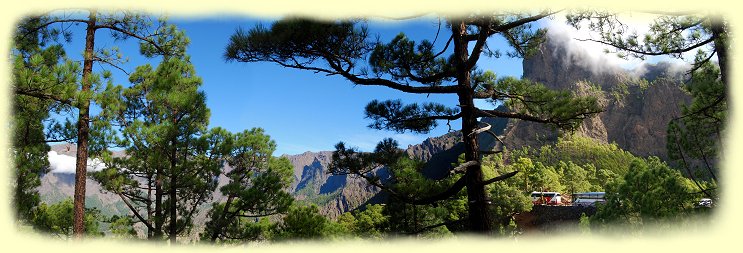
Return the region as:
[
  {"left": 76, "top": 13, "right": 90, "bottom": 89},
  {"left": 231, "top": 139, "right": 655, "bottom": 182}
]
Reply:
[{"left": 39, "top": 144, "right": 129, "bottom": 217}]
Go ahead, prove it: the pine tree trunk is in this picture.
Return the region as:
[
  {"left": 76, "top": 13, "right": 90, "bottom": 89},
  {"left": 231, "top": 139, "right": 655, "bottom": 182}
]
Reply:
[
  {"left": 169, "top": 173, "right": 177, "bottom": 243},
  {"left": 710, "top": 20, "right": 728, "bottom": 87},
  {"left": 73, "top": 11, "right": 96, "bottom": 238},
  {"left": 147, "top": 174, "right": 154, "bottom": 239},
  {"left": 452, "top": 20, "right": 492, "bottom": 234},
  {"left": 169, "top": 141, "right": 178, "bottom": 244},
  {"left": 154, "top": 166, "right": 164, "bottom": 239}
]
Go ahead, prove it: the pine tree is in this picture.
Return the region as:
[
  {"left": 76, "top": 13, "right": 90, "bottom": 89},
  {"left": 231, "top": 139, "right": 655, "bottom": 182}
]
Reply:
[
  {"left": 14, "top": 10, "right": 187, "bottom": 237},
  {"left": 224, "top": 14, "right": 602, "bottom": 233},
  {"left": 10, "top": 17, "right": 78, "bottom": 223},
  {"left": 93, "top": 54, "right": 223, "bottom": 243},
  {"left": 204, "top": 128, "right": 294, "bottom": 243}
]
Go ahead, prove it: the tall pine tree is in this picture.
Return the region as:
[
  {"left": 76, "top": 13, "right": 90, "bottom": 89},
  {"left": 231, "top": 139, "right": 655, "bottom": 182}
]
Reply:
[
  {"left": 93, "top": 53, "right": 224, "bottom": 243},
  {"left": 14, "top": 10, "right": 187, "bottom": 237}
]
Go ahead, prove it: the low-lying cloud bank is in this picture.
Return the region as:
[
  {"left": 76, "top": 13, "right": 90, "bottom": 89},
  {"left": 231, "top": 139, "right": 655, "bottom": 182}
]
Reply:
[
  {"left": 543, "top": 16, "right": 692, "bottom": 78},
  {"left": 47, "top": 151, "right": 106, "bottom": 174}
]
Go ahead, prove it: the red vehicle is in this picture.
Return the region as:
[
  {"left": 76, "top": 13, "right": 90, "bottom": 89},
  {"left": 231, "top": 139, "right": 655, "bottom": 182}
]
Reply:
[{"left": 530, "top": 192, "right": 562, "bottom": 205}]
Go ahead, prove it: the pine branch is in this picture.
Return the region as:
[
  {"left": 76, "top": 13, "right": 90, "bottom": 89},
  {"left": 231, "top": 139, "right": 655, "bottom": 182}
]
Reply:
[
  {"left": 404, "top": 218, "right": 465, "bottom": 235},
  {"left": 116, "top": 191, "right": 154, "bottom": 231},
  {"left": 575, "top": 36, "right": 716, "bottom": 56},
  {"left": 489, "top": 10, "right": 559, "bottom": 34},
  {"left": 328, "top": 62, "right": 459, "bottom": 94},
  {"left": 354, "top": 171, "right": 467, "bottom": 206}
]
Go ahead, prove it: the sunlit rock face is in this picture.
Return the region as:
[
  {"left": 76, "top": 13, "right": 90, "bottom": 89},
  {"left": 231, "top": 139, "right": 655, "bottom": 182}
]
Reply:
[{"left": 504, "top": 35, "right": 691, "bottom": 160}]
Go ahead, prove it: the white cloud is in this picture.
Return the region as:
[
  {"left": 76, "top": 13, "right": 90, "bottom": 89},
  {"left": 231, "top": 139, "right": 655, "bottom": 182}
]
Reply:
[
  {"left": 543, "top": 14, "right": 693, "bottom": 75},
  {"left": 47, "top": 151, "right": 107, "bottom": 174}
]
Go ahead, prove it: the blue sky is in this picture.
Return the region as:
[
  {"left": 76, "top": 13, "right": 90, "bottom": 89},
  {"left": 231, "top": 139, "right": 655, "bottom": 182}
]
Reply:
[{"left": 56, "top": 15, "right": 524, "bottom": 155}]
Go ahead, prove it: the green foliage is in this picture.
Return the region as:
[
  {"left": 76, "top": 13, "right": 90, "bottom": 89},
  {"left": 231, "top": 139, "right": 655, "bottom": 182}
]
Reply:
[
  {"left": 225, "top": 18, "right": 369, "bottom": 65},
  {"left": 30, "top": 199, "right": 104, "bottom": 238},
  {"left": 13, "top": 12, "right": 190, "bottom": 238},
  {"left": 108, "top": 215, "right": 137, "bottom": 239},
  {"left": 667, "top": 54, "right": 724, "bottom": 187},
  {"left": 204, "top": 128, "right": 295, "bottom": 243},
  {"left": 226, "top": 15, "right": 605, "bottom": 234},
  {"left": 565, "top": 11, "right": 721, "bottom": 62},
  {"left": 557, "top": 161, "right": 592, "bottom": 194},
  {"left": 508, "top": 157, "right": 563, "bottom": 193},
  {"left": 512, "top": 136, "right": 640, "bottom": 191},
  {"left": 369, "top": 33, "right": 454, "bottom": 85},
  {"left": 330, "top": 138, "right": 406, "bottom": 177},
  {"left": 351, "top": 204, "right": 389, "bottom": 238},
  {"left": 489, "top": 76, "right": 602, "bottom": 131},
  {"left": 609, "top": 82, "right": 630, "bottom": 104},
  {"left": 481, "top": 154, "right": 532, "bottom": 228},
  {"left": 92, "top": 54, "right": 223, "bottom": 241},
  {"left": 10, "top": 18, "right": 79, "bottom": 222},
  {"left": 199, "top": 205, "right": 277, "bottom": 243},
  {"left": 335, "top": 212, "right": 357, "bottom": 233},
  {"left": 481, "top": 154, "right": 532, "bottom": 235},
  {"left": 381, "top": 157, "right": 463, "bottom": 236},
  {"left": 274, "top": 205, "right": 332, "bottom": 240},
  {"left": 475, "top": 136, "right": 643, "bottom": 232},
  {"left": 365, "top": 99, "right": 459, "bottom": 134},
  {"left": 592, "top": 157, "right": 699, "bottom": 228},
  {"left": 579, "top": 213, "right": 591, "bottom": 235}
]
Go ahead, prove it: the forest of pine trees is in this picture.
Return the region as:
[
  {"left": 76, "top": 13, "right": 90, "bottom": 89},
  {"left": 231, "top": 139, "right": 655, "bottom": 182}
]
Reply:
[{"left": 8, "top": 9, "right": 726, "bottom": 244}]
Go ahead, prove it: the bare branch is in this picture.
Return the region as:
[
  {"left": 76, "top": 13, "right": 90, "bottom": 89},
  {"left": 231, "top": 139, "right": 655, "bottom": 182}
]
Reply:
[
  {"left": 450, "top": 161, "right": 478, "bottom": 175},
  {"left": 371, "top": 13, "right": 433, "bottom": 20},
  {"left": 641, "top": 10, "right": 702, "bottom": 16},
  {"left": 480, "top": 171, "right": 519, "bottom": 186},
  {"left": 575, "top": 36, "right": 716, "bottom": 56},
  {"left": 468, "top": 122, "right": 491, "bottom": 137},
  {"left": 93, "top": 24, "right": 170, "bottom": 56},
  {"left": 465, "top": 20, "right": 491, "bottom": 69},
  {"left": 338, "top": 71, "right": 460, "bottom": 94},
  {"left": 18, "top": 18, "right": 89, "bottom": 41},
  {"left": 43, "top": 137, "right": 75, "bottom": 143},
  {"left": 233, "top": 212, "right": 281, "bottom": 218},
  {"left": 402, "top": 112, "right": 463, "bottom": 123},
  {"left": 94, "top": 56, "right": 130, "bottom": 75}
]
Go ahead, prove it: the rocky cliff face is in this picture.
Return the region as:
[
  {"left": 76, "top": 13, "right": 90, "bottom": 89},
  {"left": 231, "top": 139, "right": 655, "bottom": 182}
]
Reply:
[
  {"left": 503, "top": 34, "right": 692, "bottom": 160},
  {"left": 284, "top": 151, "right": 382, "bottom": 219}
]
